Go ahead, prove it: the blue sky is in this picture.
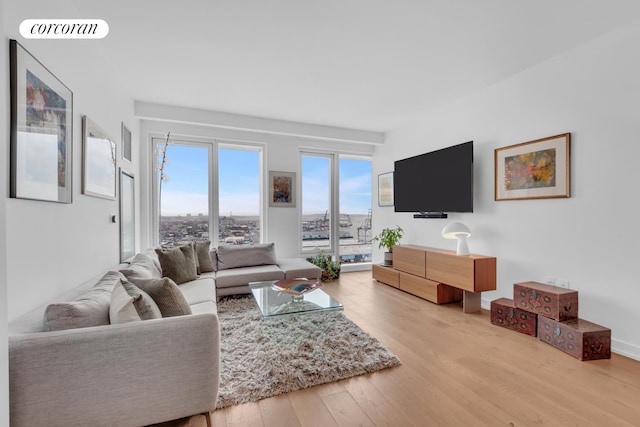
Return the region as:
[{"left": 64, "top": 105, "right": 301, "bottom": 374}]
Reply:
[{"left": 159, "top": 144, "right": 371, "bottom": 216}]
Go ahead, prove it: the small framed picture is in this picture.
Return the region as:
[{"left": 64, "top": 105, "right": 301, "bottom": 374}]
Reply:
[
  {"left": 269, "top": 171, "right": 296, "bottom": 207},
  {"left": 121, "top": 123, "right": 132, "bottom": 162},
  {"left": 82, "top": 116, "right": 117, "bottom": 200},
  {"left": 378, "top": 172, "right": 394, "bottom": 206},
  {"left": 495, "top": 133, "right": 570, "bottom": 201}
]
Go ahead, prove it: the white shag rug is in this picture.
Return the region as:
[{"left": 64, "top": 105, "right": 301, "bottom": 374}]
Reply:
[{"left": 215, "top": 295, "right": 401, "bottom": 408}]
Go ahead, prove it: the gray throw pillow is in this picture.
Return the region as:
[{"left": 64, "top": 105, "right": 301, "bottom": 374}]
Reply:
[
  {"left": 120, "top": 250, "right": 162, "bottom": 280},
  {"left": 195, "top": 241, "right": 214, "bottom": 273},
  {"left": 216, "top": 242, "right": 277, "bottom": 270},
  {"left": 129, "top": 277, "right": 192, "bottom": 317},
  {"left": 43, "top": 270, "right": 124, "bottom": 331},
  {"left": 120, "top": 280, "right": 162, "bottom": 320},
  {"left": 155, "top": 245, "right": 198, "bottom": 284}
]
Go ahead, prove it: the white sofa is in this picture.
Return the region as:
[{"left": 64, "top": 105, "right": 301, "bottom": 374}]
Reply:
[
  {"left": 8, "top": 242, "right": 321, "bottom": 426},
  {"left": 8, "top": 251, "right": 219, "bottom": 427}
]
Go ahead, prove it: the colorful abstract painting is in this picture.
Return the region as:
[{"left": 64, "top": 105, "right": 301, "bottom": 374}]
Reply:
[
  {"left": 25, "top": 69, "right": 68, "bottom": 189},
  {"left": 504, "top": 148, "right": 556, "bottom": 190},
  {"left": 11, "top": 39, "right": 73, "bottom": 203},
  {"left": 495, "top": 133, "right": 570, "bottom": 201},
  {"left": 269, "top": 171, "right": 296, "bottom": 207}
]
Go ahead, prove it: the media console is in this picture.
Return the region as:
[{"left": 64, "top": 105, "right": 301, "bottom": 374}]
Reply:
[{"left": 372, "top": 244, "right": 496, "bottom": 313}]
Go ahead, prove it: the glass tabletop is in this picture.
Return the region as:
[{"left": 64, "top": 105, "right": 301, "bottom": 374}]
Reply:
[{"left": 248, "top": 280, "right": 343, "bottom": 318}]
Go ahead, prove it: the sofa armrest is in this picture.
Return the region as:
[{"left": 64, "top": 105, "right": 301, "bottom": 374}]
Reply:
[{"left": 9, "top": 313, "right": 220, "bottom": 427}]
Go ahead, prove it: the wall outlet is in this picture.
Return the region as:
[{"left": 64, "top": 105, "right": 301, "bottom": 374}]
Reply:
[
  {"left": 543, "top": 276, "right": 556, "bottom": 285},
  {"left": 557, "top": 278, "right": 570, "bottom": 289}
]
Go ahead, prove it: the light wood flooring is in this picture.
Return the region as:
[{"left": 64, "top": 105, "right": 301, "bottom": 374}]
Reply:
[{"left": 156, "top": 271, "right": 640, "bottom": 427}]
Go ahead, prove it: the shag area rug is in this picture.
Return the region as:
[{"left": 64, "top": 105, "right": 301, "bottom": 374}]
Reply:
[{"left": 215, "top": 296, "right": 401, "bottom": 408}]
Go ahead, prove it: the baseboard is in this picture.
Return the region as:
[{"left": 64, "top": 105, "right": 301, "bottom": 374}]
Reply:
[
  {"left": 341, "top": 262, "right": 372, "bottom": 273},
  {"left": 611, "top": 339, "right": 640, "bottom": 361},
  {"left": 481, "top": 298, "right": 640, "bottom": 361}
]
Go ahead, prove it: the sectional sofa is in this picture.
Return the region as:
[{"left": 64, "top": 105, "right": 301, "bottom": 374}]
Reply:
[{"left": 8, "top": 242, "right": 321, "bottom": 427}]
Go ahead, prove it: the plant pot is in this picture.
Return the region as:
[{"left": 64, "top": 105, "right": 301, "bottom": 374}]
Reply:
[{"left": 383, "top": 251, "right": 393, "bottom": 266}]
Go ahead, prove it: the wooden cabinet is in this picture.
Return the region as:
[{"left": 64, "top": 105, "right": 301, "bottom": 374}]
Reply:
[
  {"left": 372, "top": 245, "right": 496, "bottom": 312},
  {"left": 399, "top": 272, "right": 462, "bottom": 304},
  {"left": 392, "top": 245, "right": 426, "bottom": 277},
  {"left": 426, "top": 248, "right": 496, "bottom": 293},
  {"left": 372, "top": 264, "right": 399, "bottom": 288}
]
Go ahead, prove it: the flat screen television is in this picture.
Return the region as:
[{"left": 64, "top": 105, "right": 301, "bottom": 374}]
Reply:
[{"left": 393, "top": 141, "right": 473, "bottom": 215}]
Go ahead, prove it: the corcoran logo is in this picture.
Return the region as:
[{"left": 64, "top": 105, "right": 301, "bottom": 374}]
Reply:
[{"left": 19, "top": 19, "right": 109, "bottom": 39}]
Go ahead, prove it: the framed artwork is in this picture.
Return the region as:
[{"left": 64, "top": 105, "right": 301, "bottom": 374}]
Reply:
[
  {"left": 119, "top": 170, "right": 136, "bottom": 262},
  {"left": 9, "top": 39, "right": 73, "bottom": 203},
  {"left": 495, "top": 133, "right": 570, "bottom": 201},
  {"left": 269, "top": 171, "right": 296, "bottom": 207},
  {"left": 121, "top": 122, "right": 132, "bottom": 162},
  {"left": 378, "top": 172, "right": 394, "bottom": 206},
  {"left": 82, "top": 116, "right": 116, "bottom": 200}
]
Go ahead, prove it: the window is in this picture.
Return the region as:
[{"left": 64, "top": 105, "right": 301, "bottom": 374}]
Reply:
[
  {"left": 301, "top": 153, "right": 333, "bottom": 253},
  {"left": 157, "top": 141, "right": 210, "bottom": 246},
  {"left": 301, "top": 152, "right": 372, "bottom": 264},
  {"left": 218, "top": 145, "right": 262, "bottom": 245},
  {"left": 154, "top": 136, "right": 263, "bottom": 247},
  {"left": 338, "top": 156, "right": 372, "bottom": 264}
]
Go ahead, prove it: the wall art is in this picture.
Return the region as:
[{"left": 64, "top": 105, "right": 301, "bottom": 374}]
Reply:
[
  {"left": 82, "top": 116, "right": 116, "bottom": 199},
  {"left": 121, "top": 122, "right": 132, "bottom": 162},
  {"left": 269, "top": 171, "right": 296, "bottom": 207},
  {"left": 120, "top": 170, "right": 136, "bottom": 262},
  {"left": 10, "top": 39, "right": 73, "bottom": 203},
  {"left": 378, "top": 172, "right": 394, "bottom": 206},
  {"left": 495, "top": 133, "right": 570, "bottom": 201}
]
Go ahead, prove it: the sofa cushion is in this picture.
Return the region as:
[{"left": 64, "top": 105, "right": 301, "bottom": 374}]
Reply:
[
  {"left": 43, "top": 270, "right": 123, "bottom": 332},
  {"left": 178, "top": 277, "right": 217, "bottom": 306},
  {"left": 216, "top": 243, "right": 277, "bottom": 270},
  {"left": 214, "top": 264, "right": 284, "bottom": 288},
  {"left": 129, "top": 276, "right": 192, "bottom": 317},
  {"left": 120, "top": 250, "right": 162, "bottom": 280},
  {"left": 110, "top": 280, "right": 162, "bottom": 323},
  {"left": 278, "top": 258, "right": 323, "bottom": 280},
  {"left": 155, "top": 245, "right": 198, "bottom": 285}
]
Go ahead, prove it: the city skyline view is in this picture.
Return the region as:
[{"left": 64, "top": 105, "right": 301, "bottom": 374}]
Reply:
[{"left": 159, "top": 143, "right": 372, "bottom": 217}]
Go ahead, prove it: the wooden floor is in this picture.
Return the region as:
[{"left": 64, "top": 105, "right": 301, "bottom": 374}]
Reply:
[{"left": 157, "top": 271, "right": 640, "bottom": 427}]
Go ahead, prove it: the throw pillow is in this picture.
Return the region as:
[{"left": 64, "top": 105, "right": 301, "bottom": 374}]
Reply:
[
  {"left": 129, "top": 277, "right": 192, "bottom": 317},
  {"left": 216, "top": 242, "right": 277, "bottom": 270},
  {"left": 155, "top": 245, "right": 198, "bottom": 284},
  {"left": 43, "top": 270, "right": 124, "bottom": 331},
  {"left": 110, "top": 280, "right": 162, "bottom": 324},
  {"left": 195, "top": 241, "right": 215, "bottom": 273},
  {"left": 120, "top": 250, "right": 162, "bottom": 280}
]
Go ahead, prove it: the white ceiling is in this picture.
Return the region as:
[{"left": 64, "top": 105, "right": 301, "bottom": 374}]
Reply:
[{"left": 69, "top": 0, "right": 640, "bottom": 133}]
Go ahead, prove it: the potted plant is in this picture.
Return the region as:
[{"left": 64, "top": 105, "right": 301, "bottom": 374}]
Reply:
[
  {"left": 372, "top": 226, "right": 404, "bottom": 266},
  {"left": 307, "top": 251, "right": 341, "bottom": 281}
]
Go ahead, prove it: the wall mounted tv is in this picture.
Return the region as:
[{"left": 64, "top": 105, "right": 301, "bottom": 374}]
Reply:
[{"left": 393, "top": 141, "right": 473, "bottom": 218}]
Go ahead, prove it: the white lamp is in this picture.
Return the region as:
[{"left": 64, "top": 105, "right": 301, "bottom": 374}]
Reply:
[{"left": 441, "top": 222, "right": 471, "bottom": 255}]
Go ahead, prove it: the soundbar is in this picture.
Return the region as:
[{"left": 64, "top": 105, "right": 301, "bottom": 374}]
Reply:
[{"left": 413, "top": 212, "right": 448, "bottom": 219}]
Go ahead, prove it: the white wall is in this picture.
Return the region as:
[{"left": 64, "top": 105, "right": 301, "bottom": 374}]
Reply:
[
  {"left": 1, "top": 0, "right": 11, "bottom": 422},
  {"left": 372, "top": 21, "right": 640, "bottom": 360},
  {"left": 4, "top": 1, "right": 139, "bottom": 321},
  {"left": 138, "top": 113, "right": 377, "bottom": 258}
]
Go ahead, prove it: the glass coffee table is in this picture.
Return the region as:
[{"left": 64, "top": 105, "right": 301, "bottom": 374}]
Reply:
[{"left": 248, "top": 280, "right": 343, "bottom": 318}]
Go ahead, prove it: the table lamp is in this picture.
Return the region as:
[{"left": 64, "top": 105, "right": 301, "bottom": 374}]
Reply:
[{"left": 441, "top": 222, "right": 471, "bottom": 255}]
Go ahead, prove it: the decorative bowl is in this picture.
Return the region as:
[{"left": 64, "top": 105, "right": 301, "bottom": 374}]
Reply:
[{"left": 271, "top": 279, "right": 322, "bottom": 299}]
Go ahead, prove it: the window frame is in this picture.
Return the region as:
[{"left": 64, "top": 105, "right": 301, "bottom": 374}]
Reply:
[{"left": 150, "top": 134, "right": 264, "bottom": 247}]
